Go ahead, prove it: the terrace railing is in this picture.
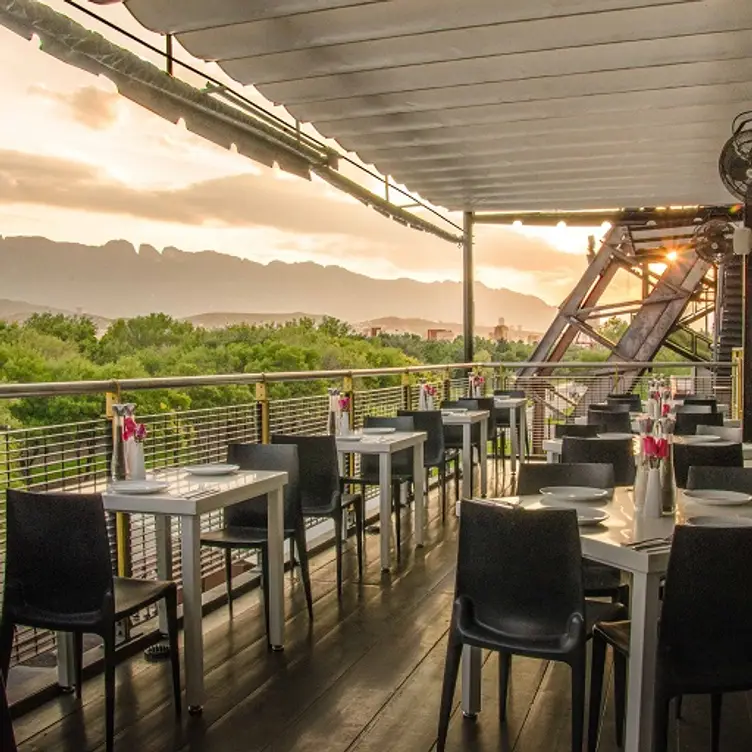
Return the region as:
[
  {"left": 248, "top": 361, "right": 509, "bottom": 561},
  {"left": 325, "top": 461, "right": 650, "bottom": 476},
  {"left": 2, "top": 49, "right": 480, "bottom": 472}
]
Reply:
[{"left": 0, "top": 360, "right": 740, "bottom": 697}]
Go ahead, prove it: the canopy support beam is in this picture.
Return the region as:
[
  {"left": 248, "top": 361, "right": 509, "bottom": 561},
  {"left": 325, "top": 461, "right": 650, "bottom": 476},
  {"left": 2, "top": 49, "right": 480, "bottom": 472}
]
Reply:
[
  {"left": 743, "top": 191, "right": 752, "bottom": 442},
  {"left": 463, "top": 211, "right": 475, "bottom": 363}
]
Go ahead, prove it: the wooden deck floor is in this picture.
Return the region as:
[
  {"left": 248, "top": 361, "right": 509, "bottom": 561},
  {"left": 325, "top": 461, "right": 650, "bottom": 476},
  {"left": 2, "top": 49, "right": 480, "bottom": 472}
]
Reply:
[{"left": 11, "top": 469, "right": 752, "bottom": 752}]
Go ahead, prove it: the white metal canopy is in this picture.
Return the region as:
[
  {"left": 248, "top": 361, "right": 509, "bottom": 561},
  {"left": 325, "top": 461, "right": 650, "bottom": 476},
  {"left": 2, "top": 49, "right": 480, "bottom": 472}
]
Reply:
[{"left": 121, "top": 0, "right": 749, "bottom": 212}]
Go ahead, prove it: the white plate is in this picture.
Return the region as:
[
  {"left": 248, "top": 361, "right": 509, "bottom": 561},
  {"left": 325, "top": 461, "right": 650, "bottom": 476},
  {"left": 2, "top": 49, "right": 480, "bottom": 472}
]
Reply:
[
  {"left": 684, "top": 489, "right": 752, "bottom": 506},
  {"left": 539, "top": 501, "right": 609, "bottom": 526},
  {"left": 540, "top": 486, "right": 610, "bottom": 503},
  {"left": 686, "top": 515, "right": 752, "bottom": 528},
  {"left": 682, "top": 435, "right": 721, "bottom": 444},
  {"left": 362, "top": 427, "right": 396, "bottom": 435},
  {"left": 110, "top": 480, "right": 170, "bottom": 495},
  {"left": 184, "top": 464, "right": 239, "bottom": 476},
  {"left": 596, "top": 433, "right": 634, "bottom": 440}
]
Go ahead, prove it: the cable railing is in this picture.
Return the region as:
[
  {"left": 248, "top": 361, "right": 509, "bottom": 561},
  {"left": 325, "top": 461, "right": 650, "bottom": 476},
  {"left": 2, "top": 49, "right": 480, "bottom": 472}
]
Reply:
[{"left": 0, "top": 360, "right": 740, "bottom": 682}]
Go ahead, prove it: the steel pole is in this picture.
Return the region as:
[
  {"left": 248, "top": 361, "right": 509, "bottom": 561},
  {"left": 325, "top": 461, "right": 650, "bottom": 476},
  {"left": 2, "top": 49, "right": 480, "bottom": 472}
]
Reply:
[
  {"left": 463, "top": 211, "right": 475, "bottom": 363},
  {"left": 743, "top": 192, "right": 752, "bottom": 441}
]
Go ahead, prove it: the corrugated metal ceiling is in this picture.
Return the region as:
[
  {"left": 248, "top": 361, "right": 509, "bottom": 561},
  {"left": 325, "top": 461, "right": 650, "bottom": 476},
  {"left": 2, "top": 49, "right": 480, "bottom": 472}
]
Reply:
[{"left": 123, "top": 0, "right": 749, "bottom": 212}]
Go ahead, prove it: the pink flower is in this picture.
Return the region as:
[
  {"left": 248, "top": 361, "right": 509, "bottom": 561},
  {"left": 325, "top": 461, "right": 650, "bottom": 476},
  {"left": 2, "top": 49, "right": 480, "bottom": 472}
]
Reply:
[
  {"left": 662, "top": 403, "right": 670, "bottom": 417},
  {"left": 122, "top": 416, "right": 138, "bottom": 441},
  {"left": 656, "top": 438, "right": 669, "bottom": 460},
  {"left": 643, "top": 435, "right": 657, "bottom": 457}
]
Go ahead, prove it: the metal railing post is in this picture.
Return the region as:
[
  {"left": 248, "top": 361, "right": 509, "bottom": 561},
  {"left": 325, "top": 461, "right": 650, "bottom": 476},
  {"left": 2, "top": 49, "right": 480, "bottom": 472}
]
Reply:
[
  {"left": 402, "top": 371, "right": 412, "bottom": 411},
  {"left": 106, "top": 391, "right": 131, "bottom": 579},
  {"left": 443, "top": 369, "right": 452, "bottom": 403},
  {"left": 256, "top": 381, "right": 270, "bottom": 443}
]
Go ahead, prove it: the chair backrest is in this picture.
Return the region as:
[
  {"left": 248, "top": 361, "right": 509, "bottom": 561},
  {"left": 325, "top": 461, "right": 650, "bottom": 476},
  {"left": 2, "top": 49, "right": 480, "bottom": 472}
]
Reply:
[
  {"left": 674, "top": 411, "right": 724, "bottom": 436},
  {"left": 271, "top": 434, "right": 340, "bottom": 508},
  {"left": 516, "top": 462, "right": 615, "bottom": 496},
  {"left": 397, "top": 410, "right": 444, "bottom": 465},
  {"left": 590, "top": 402, "right": 631, "bottom": 413},
  {"left": 696, "top": 424, "right": 742, "bottom": 442},
  {"left": 225, "top": 443, "right": 300, "bottom": 528},
  {"left": 554, "top": 423, "right": 599, "bottom": 439},
  {"left": 457, "top": 396, "right": 496, "bottom": 432},
  {"left": 686, "top": 466, "right": 752, "bottom": 494},
  {"left": 493, "top": 389, "right": 525, "bottom": 398},
  {"left": 4, "top": 490, "right": 114, "bottom": 618},
  {"left": 660, "top": 525, "right": 752, "bottom": 673},
  {"left": 681, "top": 397, "right": 718, "bottom": 411},
  {"left": 607, "top": 393, "right": 642, "bottom": 411},
  {"left": 441, "top": 400, "right": 481, "bottom": 446},
  {"left": 456, "top": 500, "right": 585, "bottom": 641},
  {"left": 586, "top": 408, "right": 631, "bottom": 434},
  {"left": 561, "top": 436, "right": 636, "bottom": 485},
  {"left": 673, "top": 442, "right": 743, "bottom": 488},
  {"left": 675, "top": 404, "right": 713, "bottom": 414},
  {"left": 362, "top": 415, "right": 415, "bottom": 477}
]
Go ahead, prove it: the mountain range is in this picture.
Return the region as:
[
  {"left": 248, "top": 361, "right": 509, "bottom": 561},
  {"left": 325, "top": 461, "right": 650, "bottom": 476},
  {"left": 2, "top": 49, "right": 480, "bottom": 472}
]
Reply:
[{"left": 0, "top": 236, "right": 556, "bottom": 330}]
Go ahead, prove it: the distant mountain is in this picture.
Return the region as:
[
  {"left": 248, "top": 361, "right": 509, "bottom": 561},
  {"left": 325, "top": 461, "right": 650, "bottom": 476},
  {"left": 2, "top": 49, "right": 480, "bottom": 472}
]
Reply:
[
  {"left": 0, "top": 237, "right": 556, "bottom": 330},
  {"left": 184, "top": 311, "right": 326, "bottom": 329},
  {"left": 0, "top": 297, "right": 110, "bottom": 331}
]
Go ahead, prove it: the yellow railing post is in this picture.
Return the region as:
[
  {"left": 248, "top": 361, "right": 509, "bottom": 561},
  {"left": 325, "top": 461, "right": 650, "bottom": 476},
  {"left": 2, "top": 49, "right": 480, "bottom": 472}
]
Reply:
[
  {"left": 106, "top": 390, "right": 130, "bottom": 578},
  {"left": 732, "top": 348, "right": 743, "bottom": 421},
  {"left": 443, "top": 368, "right": 452, "bottom": 403},
  {"left": 342, "top": 374, "right": 354, "bottom": 427},
  {"left": 256, "top": 381, "right": 270, "bottom": 443}
]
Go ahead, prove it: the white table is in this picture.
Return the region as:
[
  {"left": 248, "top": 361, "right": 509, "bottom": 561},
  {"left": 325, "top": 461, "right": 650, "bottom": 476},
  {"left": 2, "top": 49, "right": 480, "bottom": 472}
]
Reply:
[
  {"left": 460, "top": 487, "right": 752, "bottom": 752},
  {"left": 442, "top": 409, "right": 489, "bottom": 501},
  {"left": 493, "top": 397, "right": 528, "bottom": 473},
  {"left": 544, "top": 438, "right": 752, "bottom": 463},
  {"left": 95, "top": 469, "right": 287, "bottom": 714},
  {"left": 336, "top": 431, "right": 426, "bottom": 571}
]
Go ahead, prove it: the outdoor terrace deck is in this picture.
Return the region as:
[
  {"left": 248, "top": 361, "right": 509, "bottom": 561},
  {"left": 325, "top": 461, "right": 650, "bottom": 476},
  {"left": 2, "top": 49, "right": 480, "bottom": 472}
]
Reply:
[{"left": 9, "top": 466, "right": 752, "bottom": 752}]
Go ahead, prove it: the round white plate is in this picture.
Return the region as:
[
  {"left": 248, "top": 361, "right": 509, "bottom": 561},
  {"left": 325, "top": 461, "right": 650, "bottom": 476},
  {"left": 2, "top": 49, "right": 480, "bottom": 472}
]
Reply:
[
  {"left": 684, "top": 489, "right": 752, "bottom": 506},
  {"left": 540, "top": 486, "right": 610, "bottom": 503},
  {"left": 686, "top": 515, "right": 752, "bottom": 528},
  {"left": 539, "top": 501, "right": 609, "bottom": 526},
  {"left": 110, "top": 480, "right": 170, "bottom": 495},
  {"left": 682, "top": 435, "right": 721, "bottom": 444},
  {"left": 596, "top": 433, "right": 634, "bottom": 440},
  {"left": 362, "top": 427, "right": 396, "bottom": 435},
  {"left": 184, "top": 464, "right": 239, "bottom": 476}
]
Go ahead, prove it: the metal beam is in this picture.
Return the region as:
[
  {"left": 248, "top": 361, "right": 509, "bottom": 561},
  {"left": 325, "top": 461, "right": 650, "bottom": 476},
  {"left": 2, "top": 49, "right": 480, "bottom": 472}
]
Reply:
[{"left": 463, "top": 211, "right": 474, "bottom": 362}]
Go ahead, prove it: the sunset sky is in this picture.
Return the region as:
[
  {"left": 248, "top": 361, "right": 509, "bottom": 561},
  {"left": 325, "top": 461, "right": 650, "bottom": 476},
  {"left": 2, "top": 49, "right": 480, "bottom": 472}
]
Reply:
[{"left": 0, "top": 0, "right": 631, "bottom": 308}]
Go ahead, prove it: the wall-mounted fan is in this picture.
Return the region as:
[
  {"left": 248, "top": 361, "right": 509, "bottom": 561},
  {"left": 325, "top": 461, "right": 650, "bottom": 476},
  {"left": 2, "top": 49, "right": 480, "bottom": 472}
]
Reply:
[
  {"left": 719, "top": 113, "right": 752, "bottom": 201},
  {"left": 692, "top": 219, "right": 736, "bottom": 265}
]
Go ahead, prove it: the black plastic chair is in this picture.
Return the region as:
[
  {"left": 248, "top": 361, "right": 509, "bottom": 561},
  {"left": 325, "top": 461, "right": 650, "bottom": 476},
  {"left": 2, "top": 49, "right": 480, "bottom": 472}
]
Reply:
[
  {"left": 674, "top": 411, "right": 724, "bottom": 436},
  {"left": 200, "top": 444, "right": 313, "bottom": 639},
  {"left": 561, "top": 436, "right": 636, "bottom": 486},
  {"left": 457, "top": 397, "right": 500, "bottom": 465},
  {"left": 0, "top": 490, "right": 181, "bottom": 752},
  {"left": 398, "top": 409, "right": 459, "bottom": 520},
  {"left": 588, "top": 524, "right": 752, "bottom": 752},
  {"left": 554, "top": 423, "right": 600, "bottom": 439},
  {"left": 673, "top": 442, "right": 743, "bottom": 488},
  {"left": 516, "top": 462, "right": 625, "bottom": 602},
  {"left": 1, "top": 675, "right": 16, "bottom": 752},
  {"left": 590, "top": 401, "right": 631, "bottom": 413},
  {"left": 271, "top": 434, "right": 364, "bottom": 595},
  {"left": 682, "top": 397, "right": 718, "bottom": 411},
  {"left": 493, "top": 389, "right": 530, "bottom": 456},
  {"left": 587, "top": 408, "right": 631, "bottom": 434},
  {"left": 607, "top": 393, "right": 642, "bottom": 411},
  {"left": 686, "top": 466, "right": 752, "bottom": 494},
  {"left": 437, "top": 500, "right": 624, "bottom": 752}
]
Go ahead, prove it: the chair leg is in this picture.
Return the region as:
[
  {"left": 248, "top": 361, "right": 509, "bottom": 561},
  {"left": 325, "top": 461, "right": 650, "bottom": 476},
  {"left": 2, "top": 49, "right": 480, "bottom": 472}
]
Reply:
[
  {"left": 587, "top": 635, "right": 607, "bottom": 752},
  {"left": 73, "top": 631, "right": 84, "bottom": 699},
  {"left": 103, "top": 626, "right": 117, "bottom": 752},
  {"left": 654, "top": 692, "right": 671, "bottom": 752},
  {"left": 294, "top": 525, "right": 314, "bottom": 622},
  {"left": 164, "top": 587, "right": 182, "bottom": 715},
  {"left": 439, "top": 462, "right": 447, "bottom": 522},
  {"left": 454, "top": 456, "right": 460, "bottom": 500},
  {"left": 498, "top": 652, "right": 512, "bottom": 722},
  {"left": 711, "top": 693, "right": 723, "bottom": 752},
  {"left": 571, "top": 649, "right": 587, "bottom": 752},
  {"left": 0, "top": 620, "right": 14, "bottom": 682},
  {"left": 354, "top": 498, "right": 364, "bottom": 582},
  {"left": 437, "top": 628, "right": 463, "bottom": 752},
  {"left": 289, "top": 538, "right": 296, "bottom": 573},
  {"left": 333, "top": 510, "right": 344, "bottom": 597},
  {"left": 393, "top": 482, "right": 402, "bottom": 554},
  {"left": 224, "top": 548, "right": 234, "bottom": 616},
  {"left": 261, "top": 549, "right": 271, "bottom": 647},
  {"left": 613, "top": 651, "right": 627, "bottom": 748}
]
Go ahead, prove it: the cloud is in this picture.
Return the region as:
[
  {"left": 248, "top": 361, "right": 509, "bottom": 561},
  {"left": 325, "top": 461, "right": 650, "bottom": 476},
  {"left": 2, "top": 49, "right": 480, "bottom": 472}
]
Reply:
[
  {"left": 0, "top": 147, "right": 587, "bottom": 303},
  {"left": 27, "top": 84, "right": 120, "bottom": 130}
]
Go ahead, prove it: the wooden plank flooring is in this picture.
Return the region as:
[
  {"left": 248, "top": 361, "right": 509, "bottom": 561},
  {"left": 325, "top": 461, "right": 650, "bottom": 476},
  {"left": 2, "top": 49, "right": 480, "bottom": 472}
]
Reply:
[{"left": 11, "top": 467, "right": 752, "bottom": 752}]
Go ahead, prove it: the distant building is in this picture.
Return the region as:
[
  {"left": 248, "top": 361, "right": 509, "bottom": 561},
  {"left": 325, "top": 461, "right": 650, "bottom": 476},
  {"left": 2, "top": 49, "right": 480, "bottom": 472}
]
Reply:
[
  {"left": 427, "top": 328, "right": 453, "bottom": 341},
  {"left": 366, "top": 326, "right": 382, "bottom": 337},
  {"left": 492, "top": 317, "right": 509, "bottom": 341}
]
